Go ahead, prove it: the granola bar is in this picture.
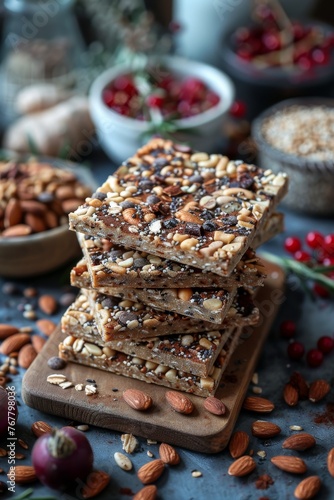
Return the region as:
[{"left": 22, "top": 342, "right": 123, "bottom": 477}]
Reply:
[
  {"left": 76, "top": 212, "right": 283, "bottom": 290},
  {"left": 69, "top": 139, "right": 287, "bottom": 276},
  {"left": 61, "top": 293, "right": 236, "bottom": 377},
  {"left": 59, "top": 327, "right": 243, "bottom": 397},
  {"left": 85, "top": 288, "right": 259, "bottom": 341}
]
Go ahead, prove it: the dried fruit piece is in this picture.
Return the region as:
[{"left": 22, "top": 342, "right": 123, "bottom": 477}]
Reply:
[
  {"left": 114, "top": 452, "right": 133, "bottom": 471},
  {"left": 159, "top": 443, "right": 180, "bottom": 465},
  {"left": 229, "top": 431, "right": 250, "bottom": 459},
  {"left": 133, "top": 485, "right": 157, "bottom": 500},
  {"left": 203, "top": 396, "right": 226, "bottom": 416},
  {"left": 271, "top": 456, "right": 307, "bottom": 474},
  {"left": 38, "top": 295, "right": 58, "bottom": 315},
  {"left": 327, "top": 448, "right": 334, "bottom": 477},
  {"left": 81, "top": 470, "right": 110, "bottom": 499},
  {"left": 0, "top": 333, "right": 31, "bottom": 355},
  {"left": 283, "top": 383, "right": 299, "bottom": 406},
  {"left": 31, "top": 421, "right": 52, "bottom": 437},
  {"left": 227, "top": 456, "right": 256, "bottom": 477},
  {"left": 165, "top": 391, "right": 194, "bottom": 414},
  {"left": 123, "top": 389, "right": 153, "bottom": 411},
  {"left": 282, "top": 433, "right": 316, "bottom": 451},
  {"left": 8, "top": 465, "right": 37, "bottom": 484},
  {"left": 308, "top": 379, "right": 331, "bottom": 403},
  {"left": 251, "top": 420, "right": 281, "bottom": 439},
  {"left": 36, "top": 319, "right": 57, "bottom": 337},
  {"left": 294, "top": 476, "right": 321, "bottom": 499},
  {"left": 18, "top": 344, "right": 37, "bottom": 369},
  {"left": 243, "top": 396, "right": 274, "bottom": 413},
  {"left": 137, "top": 459, "right": 165, "bottom": 484}
]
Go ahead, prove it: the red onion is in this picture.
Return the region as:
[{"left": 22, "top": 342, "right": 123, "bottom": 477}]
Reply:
[
  {"left": 32, "top": 426, "right": 94, "bottom": 490},
  {"left": 0, "top": 386, "right": 17, "bottom": 438}
]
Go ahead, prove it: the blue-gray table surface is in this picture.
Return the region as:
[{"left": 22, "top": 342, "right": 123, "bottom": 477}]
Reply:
[{"left": 1, "top": 157, "right": 334, "bottom": 500}]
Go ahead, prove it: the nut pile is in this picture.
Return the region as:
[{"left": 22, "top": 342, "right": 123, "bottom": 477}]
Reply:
[{"left": 0, "top": 160, "right": 91, "bottom": 238}]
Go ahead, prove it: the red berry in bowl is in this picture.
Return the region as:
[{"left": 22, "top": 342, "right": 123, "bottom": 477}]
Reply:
[
  {"left": 317, "top": 336, "right": 334, "bottom": 354},
  {"left": 311, "top": 47, "right": 329, "bottom": 65},
  {"left": 113, "top": 75, "right": 137, "bottom": 96},
  {"left": 306, "top": 348, "right": 324, "bottom": 367},
  {"left": 262, "top": 31, "right": 281, "bottom": 51},
  {"left": 280, "top": 320, "right": 297, "bottom": 339},
  {"left": 294, "top": 250, "right": 311, "bottom": 263},
  {"left": 287, "top": 341, "right": 305, "bottom": 360},
  {"left": 180, "top": 77, "right": 206, "bottom": 102},
  {"left": 102, "top": 89, "right": 114, "bottom": 107},
  {"left": 306, "top": 231, "right": 324, "bottom": 249},
  {"left": 146, "top": 94, "right": 165, "bottom": 109},
  {"left": 284, "top": 236, "right": 301, "bottom": 254},
  {"left": 324, "top": 234, "right": 334, "bottom": 254}
]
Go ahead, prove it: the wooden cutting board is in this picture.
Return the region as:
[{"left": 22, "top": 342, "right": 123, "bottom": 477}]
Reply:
[{"left": 22, "top": 260, "right": 284, "bottom": 454}]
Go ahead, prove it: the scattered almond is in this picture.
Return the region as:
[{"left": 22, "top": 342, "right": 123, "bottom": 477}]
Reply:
[
  {"left": 38, "top": 295, "right": 57, "bottom": 315},
  {"left": 203, "top": 396, "right": 226, "bottom": 416},
  {"left": 31, "top": 421, "right": 52, "bottom": 437},
  {"left": 18, "top": 344, "right": 37, "bottom": 369},
  {"left": 282, "top": 433, "right": 316, "bottom": 451},
  {"left": 0, "top": 333, "right": 31, "bottom": 355},
  {"left": 290, "top": 372, "right": 309, "bottom": 400},
  {"left": 36, "top": 318, "right": 57, "bottom": 337},
  {"left": 252, "top": 420, "right": 281, "bottom": 439},
  {"left": 243, "top": 396, "right": 275, "bottom": 413},
  {"left": 165, "top": 391, "right": 194, "bottom": 414},
  {"left": 0, "top": 324, "right": 19, "bottom": 340},
  {"left": 133, "top": 485, "right": 158, "bottom": 500},
  {"left": 137, "top": 459, "right": 165, "bottom": 484},
  {"left": 0, "top": 448, "right": 6, "bottom": 457},
  {"left": 31, "top": 335, "right": 46, "bottom": 353},
  {"left": 327, "top": 448, "right": 334, "bottom": 477},
  {"left": 18, "top": 439, "right": 29, "bottom": 450},
  {"left": 159, "top": 443, "right": 180, "bottom": 465},
  {"left": 81, "top": 470, "right": 110, "bottom": 499},
  {"left": 308, "top": 379, "right": 331, "bottom": 403},
  {"left": 294, "top": 476, "right": 321, "bottom": 499},
  {"left": 228, "top": 456, "right": 256, "bottom": 477},
  {"left": 283, "top": 383, "right": 299, "bottom": 406},
  {"left": 8, "top": 465, "right": 37, "bottom": 484},
  {"left": 229, "top": 431, "right": 250, "bottom": 459},
  {"left": 271, "top": 456, "right": 307, "bottom": 474},
  {"left": 123, "top": 389, "right": 153, "bottom": 411}
]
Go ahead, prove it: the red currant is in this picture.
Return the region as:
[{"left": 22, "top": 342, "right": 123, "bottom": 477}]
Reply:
[
  {"left": 262, "top": 31, "right": 281, "bottom": 51},
  {"left": 206, "top": 92, "right": 220, "bottom": 106},
  {"left": 305, "top": 231, "right": 324, "bottom": 249},
  {"left": 294, "top": 250, "right": 311, "bottom": 263},
  {"left": 102, "top": 89, "right": 114, "bottom": 107},
  {"left": 146, "top": 94, "right": 165, "bottom": 109},
  {"left": 287, "top": 341, "right": 305, "bottom": 361},
  {"left": 317, "top": 336, "right": 334, "bottom": 354},
  {"left": 296, "top": 55, "right": 313, "bottom": 71},
  {"left": 113, "top": 75, "right": 137, "bottom": 96},
  {"left": 235, "top": 27, "right": 252, "bottom": 43},
  {"left": 284, "top": 236, "right": 301, "bottom": 254},
  {"left": 280, "top": 320, "right": 296, "bottom": 339},
  {"left": 313, "top": 283, "right": 330, "bottom": 298},
  {"left": 180, "top": 78, "right": 206, "bottom": 102},
  {"left": 311, "top": 48, "right": 329, "bottom": 65},
  {"left": 236, "top": 47, "right": 253, "bottom": 61},
  {"left": 292, "top": 22, "right": 306, "bottom": 41},
  {"left": 229, "top": 100, "right": 247, "bottom": 118},
  {"left": 324, "top": 234, "right": 334, "bottom": 255},
  {"left": 306, "top": 348, "right": 324, "bottom": 368},
  {"left": 323, "top": 256, "right": 334, "bottom": 266}
]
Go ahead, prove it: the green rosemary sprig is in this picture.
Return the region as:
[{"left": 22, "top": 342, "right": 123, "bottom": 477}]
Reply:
[{"left": 260, "top": 251, "right": 334, "bottom": 295}]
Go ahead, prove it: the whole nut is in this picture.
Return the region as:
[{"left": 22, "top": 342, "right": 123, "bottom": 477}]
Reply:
[
  {"left": 243, "top": 396, "right": 275, "bottom": 413},
  {"left": 0, "top": 333, "right": 31, "bottom": 355},
  {"left": 137, "top": 459, "right": 165, "bottom": 485},
  {"left": 228, "top": 456, "right": 256, "bottom": 477},
  {"left": 133, "top": 485, "right": 157, "bottom": 500},
  {"left": 271, "top": 456, "right": 307, "bottom": 474},
  {"left": 159, "top": 443, "right": 180, "bottom": 465},
  {"left": 0, "top": 324, "right": 19, "bottom": 340},
  {"left": 294, "top": 476, "right": 321, "bottom": 500},
  {"left": 229, "top": 431, "right": 250, "bottom": 459},
  {"left": 308, "top": 379, "right": 331, "bottom": 403},
  {"left": 31, "top": 421, "right": 52, "bottom": 437},
  {"left": 165, "top": 391, "right": 194, "bottom": 414},
  {"left": 81, "top": 470, "right": 110, "bottom": 499},
  {"left": 282, "top": 433, "right": 316, "bottom": 451},
  {"left": 38, "top": 295, "right": 57, "bottom": 315},
  {"left": 251, "top": 420, "right": 281, "bottom": 439},
  {"left": 123, "top": 389, "right": 153, "bottom": 411},
  {"left": 328, "top": 448, "right": 334, "bottom": 477},
  {"left": 36, "top": 319, "right": 57, "bottom": 337},
  {"left": 203, "top": 396, "right": 226, "bottom": 416},
  {"left": 7, "top": 465, "right": 37, "bottom": 484},
  {"left": 18, "top": 344, "right": 37, "bottom": 369}
]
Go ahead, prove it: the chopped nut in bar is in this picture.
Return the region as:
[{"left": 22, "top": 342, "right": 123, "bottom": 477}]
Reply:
[{"left": 69, "top": 138, "right": 287, "bottom": 276}]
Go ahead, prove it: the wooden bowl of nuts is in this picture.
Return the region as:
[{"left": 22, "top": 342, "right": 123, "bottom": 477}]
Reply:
[
  {"left": 0, "top": 155, "right": 95, "bottom": 277},
  {"left": 252, "top": 97, "right": 334, "bottom": 216}
]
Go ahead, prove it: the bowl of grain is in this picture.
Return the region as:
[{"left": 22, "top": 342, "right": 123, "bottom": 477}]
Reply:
[{"left": 252, "top": 97, "right": 334, "bottom": 216}]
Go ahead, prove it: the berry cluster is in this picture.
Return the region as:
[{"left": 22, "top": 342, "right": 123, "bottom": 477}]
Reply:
[{"left": 102, "top": 72, "right": 220, "bottom": 121}]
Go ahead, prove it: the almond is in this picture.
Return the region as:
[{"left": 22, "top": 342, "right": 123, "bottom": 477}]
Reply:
[
  {"left": 2, "top": 224, "right": 32, "bottom": 237},
  {"left": 252, "top": 420, "right": 281, "bottom": 439},
  {"left": 243, "top": 396, "right": 275, "bottom": 413},
  {"left": 0, "top": 333, "right": 31, "bottom": 355},
  {"left": 308, "top": 379, "right": 331, "bottom": 403},
  {"left": 290, "top": 372, "right": 309, "bottom": 400},
  {"left": 4, "top": 199, "right": 22, "bottom": 228},
  {"left": 283, "top": 383, "right": 299, "bottom": 406},
  {"left": 294, "top": 476, "right": 321, "bottom": 499},
  {"left": 31, "top": 335, "right": 46, "bottom": 353},
  {"left": 229, "top": 431, "right": 250, "bottom": 459},
  {"left": 25, "top": 212, "right": 47, "bottom": 233},
  {"left": 137, "top": 459, "right": 165, "bottom": 484},
  {"left": 8, "top": 465, "right": 37, "bottom": 484},
  {"left": 159, "top": 443, "right": 180, "bottom": 465},
  {"left": 282, "top": 433, "right": 316, "bottom": 451},
  {"left": 123, "top": 389, "right": 153, "bottom": 411},
  {"left": 18, "top": 344, "right": 37, "bottom": 369},
  {"left": 227, "top": 456, "right": 256, "bottom": 477},
  {"left": 38, "top": 295, "right": 58, "bottom": 315},
  {"left": 327, "top": 448, "right": 334, "bottom": 477},
  {"left": 81, "top": 470, "right": 110, "bottom": 499},
  {"left": 203, "top": 396, "right": 226, "bottom": 416},
  {"left": 31, "top": 421, "right": 52, "bottom": 437},
  {"left": 133, "top": 485, "right": 158, "bottom": 500},
  {"left": 36, "top": 319, "right": 57, "bottom": 337},
  {"left": 165, "top": 391, "right": 194, "bottom": 414},
  {"left": 271, "top": 456, "right": 307, "bottom": 474},
  {"left": 0, "top": 324, "right": 19, "bottom": 340}
]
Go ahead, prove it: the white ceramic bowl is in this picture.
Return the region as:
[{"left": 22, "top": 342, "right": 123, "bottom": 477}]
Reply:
[
  {"left": 0, "top": 157, "right": 96, "bottom": 278},
  {"left": 89, "top": 55, "right": 235, "bottom": 164}
]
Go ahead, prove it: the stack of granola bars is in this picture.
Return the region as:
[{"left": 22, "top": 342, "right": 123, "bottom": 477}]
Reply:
[{"left": 59, "top": 139, "right": 287, "bottom": 398}]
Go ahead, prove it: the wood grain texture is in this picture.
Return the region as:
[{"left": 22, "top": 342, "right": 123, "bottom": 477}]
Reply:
[{"left": 22, "top": 260, "right": 284, "bottom": 454}]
